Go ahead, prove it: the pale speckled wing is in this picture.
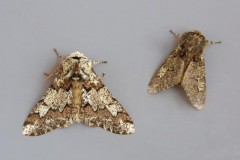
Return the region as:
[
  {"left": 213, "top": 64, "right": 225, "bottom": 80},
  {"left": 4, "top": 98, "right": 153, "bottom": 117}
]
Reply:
[
  {"left": 23, "top": 51, "right": 135, "bottom": 136},
  {"left": 181, "top": 53, "right": 206, "bottom": 110},
  {"left": 22, "top": 86, "right": 74, "bottom": 136},
  {"left": 148, "top": 50, "right": 185, "bottom": 93},
  {"left": 82, "top": 79, "right": 135, "bottom": 135}
]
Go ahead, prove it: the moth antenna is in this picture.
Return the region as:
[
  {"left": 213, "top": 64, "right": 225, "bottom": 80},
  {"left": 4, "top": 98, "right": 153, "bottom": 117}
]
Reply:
[
  {"left": 44, "top": 49, "right": 63, "bottom": 80},
  {"left": 93, "top": 60, "right": 107, "bottom": 65},
  {"left": 169, "top": 30, "right": 181, "bottom": 38},
  {"left": 206, "top": 40, "right": 222, "bottom": 45},
  {"left": 53, "top": 48, "right": 62, "bottom": 60}
]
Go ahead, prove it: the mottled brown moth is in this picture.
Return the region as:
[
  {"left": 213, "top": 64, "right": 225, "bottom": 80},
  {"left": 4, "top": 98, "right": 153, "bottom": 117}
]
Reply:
[
  {"left": 23, "top": 49, "right": 135, "bottom": 136},
  {"left": 148, "top": 30, "right": 221, "bottom": 110}
]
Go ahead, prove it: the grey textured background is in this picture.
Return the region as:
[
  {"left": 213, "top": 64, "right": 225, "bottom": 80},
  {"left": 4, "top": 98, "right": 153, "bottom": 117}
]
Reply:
[{"left": 0, "top": 0, "right": 240, "bottom": 160}]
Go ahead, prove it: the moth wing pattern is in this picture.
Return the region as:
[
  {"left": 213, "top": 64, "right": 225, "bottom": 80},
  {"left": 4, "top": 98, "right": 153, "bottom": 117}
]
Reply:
[
  {"left": 148, "top": 50, "right": 185, "bottom": 93},
  {"left": 22, "top": 83, "right": 74, "bottom": 136},
  {"left": 181, "top": 53, "right": 206, "bottom": 110},
  {"left": 82, "top": 78, "right": 135, "bottom": 135},
  {"left": 23, "top": 51, "right": 135, "bottom": 136}
]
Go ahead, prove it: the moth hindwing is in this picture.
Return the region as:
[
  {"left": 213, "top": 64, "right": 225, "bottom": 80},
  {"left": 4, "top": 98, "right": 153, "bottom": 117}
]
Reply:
[
  {"left": 148, "top": 30, "right": 221, "bottom": 110},
  {"left": 23, "top": 50, "right": 135, "bottom": 136}
]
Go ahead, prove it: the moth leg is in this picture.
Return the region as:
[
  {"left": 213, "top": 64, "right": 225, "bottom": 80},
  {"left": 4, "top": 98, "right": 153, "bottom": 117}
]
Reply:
[
  {"left": 92, "top": 61, "right": 107, "bottom": 78},
  {"left": 206, "top": 40, "right": 221, "bottom": 45},
  {"left": 100, "top": 72, "right": 106, "bottom": 78},
  {"left": 170, "top": 30, "right": 181, "bottom": 39},
  {"left": 44, "top": 67, "right": 61, "bottom": 80},
  {"left": 92, "top": 60, "right": 107, "bottom": 65}
]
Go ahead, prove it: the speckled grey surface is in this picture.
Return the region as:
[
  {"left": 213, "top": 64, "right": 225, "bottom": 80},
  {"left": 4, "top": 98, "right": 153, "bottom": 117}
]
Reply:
[{"left": 0, "top": 0, "right": 240, "bottom": 160}]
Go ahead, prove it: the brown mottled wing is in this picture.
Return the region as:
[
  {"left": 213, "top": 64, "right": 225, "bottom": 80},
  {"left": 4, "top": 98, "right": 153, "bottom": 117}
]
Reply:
[
  {"left": 22, "top": 85, "right": 74, "bottom": 136},
  {"left": 181, "top": 53, "right": 206, "bottom": 110},
  {"left": 82, "top": 79, "right": 135, "bottom": 135},
  {"left": 148, "top": 50, "right": 185, "bottom": 93}
]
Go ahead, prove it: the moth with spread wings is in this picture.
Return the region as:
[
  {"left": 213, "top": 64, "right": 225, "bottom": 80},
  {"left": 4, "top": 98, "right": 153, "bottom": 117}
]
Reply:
[
  {"left": 23, "top": 50, "right": 135, "bottom": 136},
  {"left": 148, "top": 30, "right": 220, "bottom": 110}
]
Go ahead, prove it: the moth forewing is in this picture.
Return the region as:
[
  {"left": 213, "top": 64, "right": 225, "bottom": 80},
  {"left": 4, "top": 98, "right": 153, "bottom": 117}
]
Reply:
[
  {"left": 181, "top": 53, "right": 206, "bottom": 110},
  {"left": 23, "top": 51, "right": 135, "bottom": 136}
]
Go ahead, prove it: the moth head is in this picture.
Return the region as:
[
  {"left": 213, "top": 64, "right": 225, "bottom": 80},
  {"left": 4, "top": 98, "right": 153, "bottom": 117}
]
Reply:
[
  {"left": 61, "top": 52, "right": 92, "bottom": 80},
  {"left": 179, "top": 31, "right": 207, "bottom": 52},
  {"left": 67, "top": 51, "right": 87, "bottom": 60}
]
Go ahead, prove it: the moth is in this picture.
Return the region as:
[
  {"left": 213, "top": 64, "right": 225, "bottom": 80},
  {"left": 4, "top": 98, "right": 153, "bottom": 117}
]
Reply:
[
  {"left": 148, "top": 30, "right": 221, "bottom": 110},
  {"left": 23, "top": 49, "right": 135, "bottom": 136}
]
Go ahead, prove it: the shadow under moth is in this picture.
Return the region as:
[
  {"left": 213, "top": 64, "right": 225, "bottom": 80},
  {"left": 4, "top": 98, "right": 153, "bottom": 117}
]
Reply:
[
  {"left": 23, "top": 50, "right": 135, "bottom": 136},
  {"left": 148, "top": 30, "right": 221, "bottom": 110}
]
